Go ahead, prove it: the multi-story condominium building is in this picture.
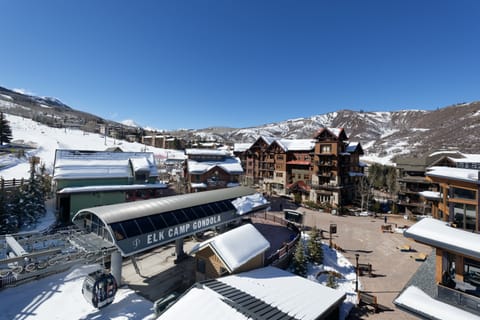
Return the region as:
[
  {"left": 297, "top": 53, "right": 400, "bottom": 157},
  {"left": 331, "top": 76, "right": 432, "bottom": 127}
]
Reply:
[
  {"left": 396, "top": 156, "right": 435, "bottom": 217},
  {"left": 310, "top": 128, "right": 364, "bottom": 209},
  {"left": 396, "top": 151, "right": 480, "bottom": 218},
  {"left": 235, "top": 137, "right": 315, "bottom": 196},
  {"left": 142, "top": 133, "right": 185, "bottom": 150},
  {"left": 184, "top": 149, "right": 243, "bottom": 193},
  {"left": 424, "top": 166, "right": 479, "bottom": 232},
  {"left": 263, "top": 138, "right": 316, "bottom": 197},
  {"left": 239, "top": 136, "right": 276, "bottom": 187},
  {"left": 235, "top": 128, "right": 364, "bottom": 209}
]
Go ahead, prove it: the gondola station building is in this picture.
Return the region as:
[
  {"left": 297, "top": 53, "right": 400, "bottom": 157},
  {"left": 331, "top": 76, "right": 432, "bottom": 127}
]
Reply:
[{"left": 53, "top": 149, "right": 172, "bottom": 223}]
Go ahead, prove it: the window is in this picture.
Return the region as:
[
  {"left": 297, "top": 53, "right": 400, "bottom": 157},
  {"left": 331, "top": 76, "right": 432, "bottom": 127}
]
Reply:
[
  {"left": 110, "top": 223, "right": 127, "bottom": 241},
  {"left": 277, "top": 155, "right": 284, "bottom": 160},
  {"left": 121, "top": 220, "right": 142, "bottom": 238},
  {"left": 150, "top": 214, "right": 168, "bottom": 229},
  {"left": 464, "top": 258, "right": 480, "bottom": 293},
  {"left": 453, "top": 203, "right": 476, "bottom": 230},
  {"left": 135, "top": 217, "right": 155, "bottom": 233},
  {"left": 452, "top": 187, "right": 476, "bottom": 200},
  {"left": 276, "top": 172, "right": 283, "bottom": 178},
  {"left": 321, "top": 144, "right": 331, "bottom": 153}
]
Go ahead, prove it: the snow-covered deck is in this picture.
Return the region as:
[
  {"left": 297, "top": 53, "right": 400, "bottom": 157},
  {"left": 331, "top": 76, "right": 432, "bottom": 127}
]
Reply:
[
  {"left": 395, "top": 286, "right": 480, "bottom": 320},
  {"left": 404, "top": 218, "right": 480, "bottom": 260}
]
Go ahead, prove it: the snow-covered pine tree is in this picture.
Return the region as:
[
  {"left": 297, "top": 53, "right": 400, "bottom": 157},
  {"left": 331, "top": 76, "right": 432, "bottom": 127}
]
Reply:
[
  {"left": 292, "top": 238, "right": 308, "bottom": 277},
  {"left": 326, "top": 273, "right": 338, "bottom": 289},
  {"left": 307, "top": 225, "right": 324, "bottom": 264},
  {"left": 26, "top": 157, "right": 46, "bottom": 220},
  {"left": 0, "top": 112, "right": 13, "bottom": 146}
]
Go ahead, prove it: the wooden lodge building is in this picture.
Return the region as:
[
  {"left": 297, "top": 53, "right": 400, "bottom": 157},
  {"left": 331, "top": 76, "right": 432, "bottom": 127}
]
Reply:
[
  {"left": 234, "top": 128, "right": 364, "bottom": 209},
  {"left": 190, "top": 223, "right": 270, "bottom": 281},
  {"left": 184, "top": 149, "right": 243, "bottom": 193}
]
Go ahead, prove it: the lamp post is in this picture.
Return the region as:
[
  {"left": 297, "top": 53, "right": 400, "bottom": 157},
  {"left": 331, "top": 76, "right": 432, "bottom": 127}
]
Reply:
[{"left": 355, "top": 253, "right": 359, "bottom": 292}]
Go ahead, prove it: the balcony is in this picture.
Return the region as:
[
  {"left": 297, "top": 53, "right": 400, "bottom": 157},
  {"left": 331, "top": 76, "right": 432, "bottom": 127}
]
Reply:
[
  {"left": 311, "top": 183, "right": 340, "bottom": 190},
  {"left": 316, "top": 171, "right": 333, "bottom": 178},
  {"left": 316, "top": 161, "right": 335, "bottom": 167},
  {"left": 437, "top": 283, "right": 480, "bottom": 316}
]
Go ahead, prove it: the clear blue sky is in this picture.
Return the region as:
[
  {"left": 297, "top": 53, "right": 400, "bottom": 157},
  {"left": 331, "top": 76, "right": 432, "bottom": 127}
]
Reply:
[{"left": 1, "top": 1, "right": 479, "bottom": 130}]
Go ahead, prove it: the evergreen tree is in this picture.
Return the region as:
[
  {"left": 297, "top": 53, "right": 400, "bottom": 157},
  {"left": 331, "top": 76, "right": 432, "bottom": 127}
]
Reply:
[
  {"left": 292, "top": 238, "right": 308, "bottom": 277},
  {"left": 7, "top": 188, "right": 23, "bottom": 232},
  {"left": 0, "top": 112, "right": 13, "bottom": 145},
  {"left": 25, "top": 157, "right": 46, "bottom": 220},
  {"left": 307, "top": 226, "right": 324, "bottom": 264},
  {"left": 326, "top": 273, "right": 338, "bottom": 289}
]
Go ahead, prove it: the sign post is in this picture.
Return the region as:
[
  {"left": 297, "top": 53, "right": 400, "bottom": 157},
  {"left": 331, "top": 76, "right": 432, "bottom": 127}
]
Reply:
[{"left": 329, "top": 223, "right": 337, "bottom": 248}]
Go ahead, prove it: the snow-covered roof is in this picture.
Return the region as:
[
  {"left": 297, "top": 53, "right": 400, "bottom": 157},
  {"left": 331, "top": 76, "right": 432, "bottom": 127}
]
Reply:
[
  {"left": 130, "top": 157, "right": 150, "bottom": 172},
  {"left": 187, "top": 157, "right": 243, "bottom": 175},
  {"left": 260, "top": 136, "right": 276, "bottom": 145},
  {"left": 185, "top": 148, "right": 230, "bottom": 156},
  {"left": 53, "top": 149, "right": 158, "bottom": 180},
  {"left": 426, "top": 166, "right": 480, "bottom": 184},
  {"left": 404, "top": 218, "right": 480, "bottom": 260},
  {"left": 346, "top": 142, "right": 360, "bottom": 153},
  {"left": 190, "top": 182, "right": 207, "bottom": 188},
  {"left": 275, "top": 139, "right": 315, "bottom": 152},
  {"left": 395, "top": 286, "right": 480, "bottom": 320},
  {"left": 450, "top": 154, "right": 480, "bottom": 164},
  {"left": 58, "top": 183, "right": 168, "bottom": 194},
  {"left": 191, "top": 224, "right": 270, "bottom": 273},
  {"left": 418, "top": 190, "right": 441, "bottom": 200},
  {"left": 428, "top": 150, "right": 463, "bottom": 157},
  {"left": 232, "top": 192, "right": 270, "bottom": 215},
  {"left": 233, "top": 143, "right": 252, "bottom": 153},
  {"left": 159, "top": 266, "right": 346, "bottom": 320}
]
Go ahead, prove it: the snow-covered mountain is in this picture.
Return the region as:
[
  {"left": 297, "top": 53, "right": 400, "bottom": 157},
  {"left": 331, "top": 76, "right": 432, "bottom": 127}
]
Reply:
[
  {"left": 171, "top": 102, "right": 480, "bottom": 163},
  {"left": 2, "top": 84, "right": 479, "bottom": 165}
]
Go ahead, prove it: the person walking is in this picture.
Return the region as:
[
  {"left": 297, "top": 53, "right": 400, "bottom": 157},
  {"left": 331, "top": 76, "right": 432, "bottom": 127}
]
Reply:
[{"left": 384, "top": 215, "right": 388, "bottom": 224}]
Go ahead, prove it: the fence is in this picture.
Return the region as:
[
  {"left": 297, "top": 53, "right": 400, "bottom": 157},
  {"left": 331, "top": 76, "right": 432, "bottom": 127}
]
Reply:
[
  {"left": 1, "top": 178, "right": 27, "bottom": 191},
  {"left": 252, "top": 211, "right": 301, "bottom": 269}
]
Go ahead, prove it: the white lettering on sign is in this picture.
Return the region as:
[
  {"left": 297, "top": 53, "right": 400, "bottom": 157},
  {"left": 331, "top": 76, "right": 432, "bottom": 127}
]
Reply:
[
  {"left": 145, "top": 214, "right": 222, "bottom": 245},
  {"left": 147, "top": 230, "right": 165, "bottom": 244}
]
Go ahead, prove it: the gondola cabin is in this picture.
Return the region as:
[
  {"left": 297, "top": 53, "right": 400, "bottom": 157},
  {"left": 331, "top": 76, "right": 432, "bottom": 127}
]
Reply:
[{"left": 82, "top": 270, "right": 118, "bottom": 308}]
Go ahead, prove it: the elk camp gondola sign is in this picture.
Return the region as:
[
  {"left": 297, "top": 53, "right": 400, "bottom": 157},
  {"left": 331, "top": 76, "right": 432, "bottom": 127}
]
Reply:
[
  {"left": 115, "top": 213, "right": 227, "bottom": 256},
  {"left": 146, "top": 214, "right": 221, "bottom": 245}
]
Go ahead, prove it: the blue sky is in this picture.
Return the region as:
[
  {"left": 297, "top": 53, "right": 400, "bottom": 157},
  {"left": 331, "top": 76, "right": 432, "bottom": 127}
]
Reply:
[{"left": 1, "top": 1, "right": 479, "bottom": 130}]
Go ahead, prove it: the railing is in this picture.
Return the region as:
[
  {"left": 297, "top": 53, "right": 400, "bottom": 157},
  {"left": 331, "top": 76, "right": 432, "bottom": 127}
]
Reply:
[
  {"left": 311, "top": 183, "right": 339, "bottom": 190},
  {"left": 251, "top": 212, "right": 301, "bottom": 269},
  {"left": 437, "top": 283, "right": 480, "bottom": 316}
]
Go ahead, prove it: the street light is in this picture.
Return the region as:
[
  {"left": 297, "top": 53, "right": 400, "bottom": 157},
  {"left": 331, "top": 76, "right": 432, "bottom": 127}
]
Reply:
[{"left": 355, "top": 253, "right": 359, "bottom": 292}]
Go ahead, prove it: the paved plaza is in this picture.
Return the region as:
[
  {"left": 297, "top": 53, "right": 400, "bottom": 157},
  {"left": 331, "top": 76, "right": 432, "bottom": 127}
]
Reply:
[
  {"left": 300, "top": 207, "right": 432, "bottom": 319},
  {"left": 121, "top": 195, "right": 432, "bottom": 319}
]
